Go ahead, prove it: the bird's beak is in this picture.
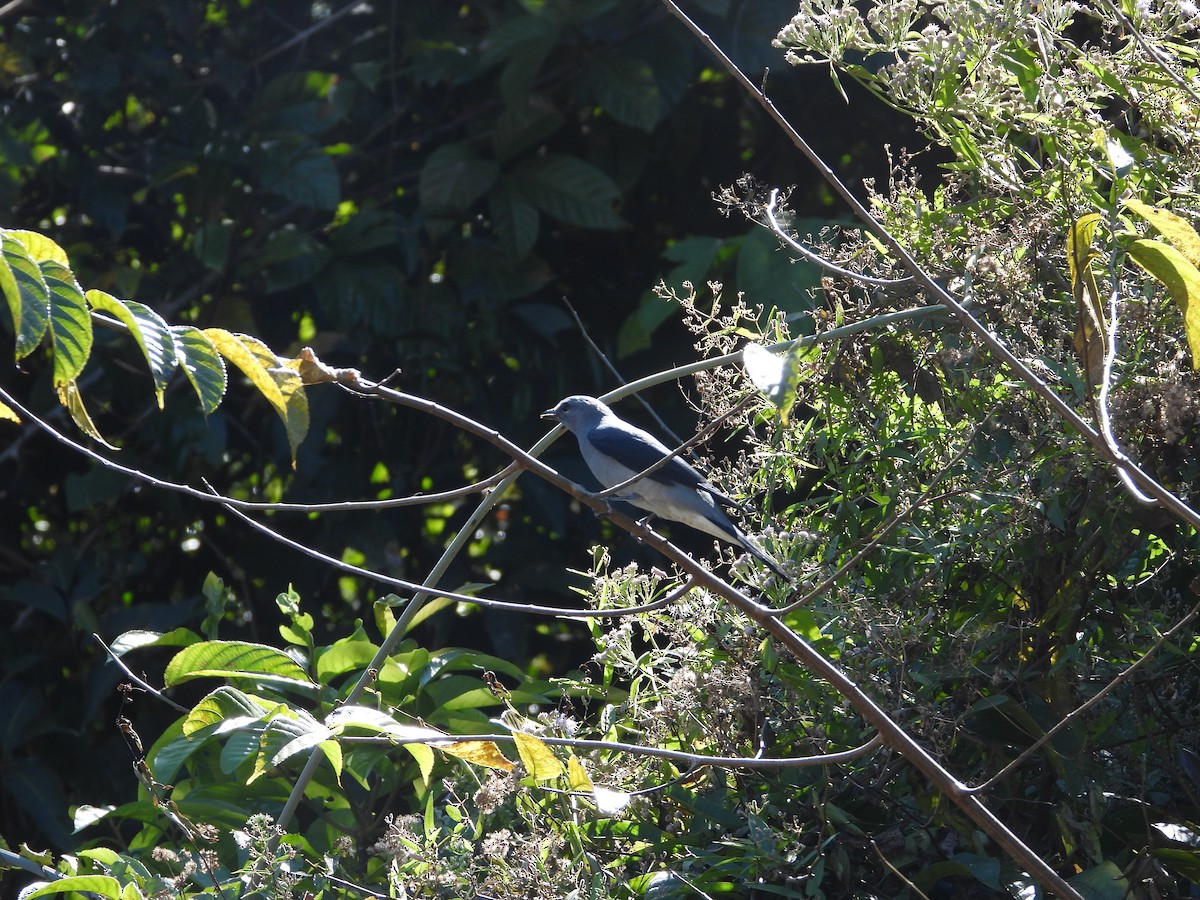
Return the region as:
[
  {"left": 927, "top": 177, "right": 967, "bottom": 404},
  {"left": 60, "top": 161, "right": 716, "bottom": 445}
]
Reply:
[{"left": 541, "top": 407, "right": 559, "bottom": 420}]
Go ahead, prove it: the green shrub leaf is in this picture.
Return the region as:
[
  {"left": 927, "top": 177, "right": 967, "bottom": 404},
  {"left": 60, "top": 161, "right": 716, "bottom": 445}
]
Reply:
[{"left": 163, "top": 641, "right": 313, "bottom": 687}]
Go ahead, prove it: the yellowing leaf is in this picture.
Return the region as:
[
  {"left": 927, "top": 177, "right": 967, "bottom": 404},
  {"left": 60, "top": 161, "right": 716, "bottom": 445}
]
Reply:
[
  {"left": 1127, "top": 237, "right": 1200, "bottom": 369},
  {"left": 5, "top": 229, "right": 71, "bottom": 266},
  {"left": 441, "top": 739, "right": 516, "bottom": 771},
  {"left": 0, "top": 399, "right": 18, "bottom": 423},
  {"left": 1067, "top": 213, "right": 1107, "bottom": 389},
  {"left": 1125, "top": 199, "right": 1200, "bottom": 268},
  {"left": 202, "top": 328, "right": 308, "bottom": 462},
  {"left": 56, "top": 380, "right": 119, "bottom": 449},
  {"left": 511, "top": 730, "right": 564, "bottom": 781},
  {"left": 567, "top": 755, "right": 594, "bottom": 792},
  {"left": 87, "top": 290, "right": 176, "bottom": 408}
]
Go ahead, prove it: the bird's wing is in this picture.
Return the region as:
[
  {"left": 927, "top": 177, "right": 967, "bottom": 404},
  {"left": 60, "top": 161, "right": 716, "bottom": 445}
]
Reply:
[{"left": 588, "top": 421, "right": 708, "bottom": 489}]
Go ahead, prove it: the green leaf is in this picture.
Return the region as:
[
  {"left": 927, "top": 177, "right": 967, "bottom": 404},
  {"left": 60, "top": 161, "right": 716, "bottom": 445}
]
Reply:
[
  {"left": 493, "top": 96, "right": 564, "bottom": 160},
  {"left": 1069, "top": 861, "right": 1129, "bottom": 898},
  {"left": 489, "top": 179, "right": 540, "bottom": 257},
  {"left": 404, "top": 741, "right": 435, "bottom": 785},
  {"left": 40, "top": 260, "right": 92, "bottom": 387},
  {"left": 108, "top": 627, "right": 200, "bottom": 657},
  {"left": 259, "top": 137, "right": 340, "bottom": 210},
  {"left": 0, "top": 230, "right": 51, "bottom": 359},
  {"left": 86, "top": 290, "right": 176, "bottom": 408},
  {"left": 509, "top": 155, "right": 625, "bottom": 230},
  {"left": 171, "top": 324, "right": 227, "bottom": 414},
  {"left": 1127, "top": 237, "right": 1200, "bottom": 369},
  {"left": 22, "top": 877, "right": 122, "bottom": 900},
  {"left": 183, "top": 686, "right": 274, "bottom": 736},
  {"left": 419, "top": 142, "right": 500, "bottom": 216},
  {"left": 589, "top": 52, "right": 663, "bottom": 131},
  {"left": 163, "top": 640, "right": 314, "bottom": 688}
]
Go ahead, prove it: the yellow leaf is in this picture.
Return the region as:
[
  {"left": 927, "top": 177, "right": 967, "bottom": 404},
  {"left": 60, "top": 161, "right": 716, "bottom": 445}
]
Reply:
[
  {"left": 567, "top": 755, "right": 593, "bottom": 792},
  {"left": 1067, "top": 213, "right": 1106, "bottom": 389},
  {"left": 56, "top": 380, "right": 119, "bottom": 449},
  {"left": 1125, "top": 199, "right": 1200, "bottom": 268},
  {"left": 440, "top": 740, "right": 516, "bottom": 772},
  {"left": 0, "top": 399, "right": 18, "bottom": 424},
  {"left": 511, "top": 731, "right": 564, "bottom": 781},
  {"left": 202, "top": 328, "right": 308, "bottom": 463},
  {"left": 5, "top": 229, "right": 71, "bottom": 266},
  {"left": 1127, "top": 237, "right": 1200, "bottom": 370}
]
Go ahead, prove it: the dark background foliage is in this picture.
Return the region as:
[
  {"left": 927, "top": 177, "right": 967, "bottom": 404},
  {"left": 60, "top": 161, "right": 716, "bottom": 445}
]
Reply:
[{"left": 0, "top": 0, "right": 925, "bottom": 851}]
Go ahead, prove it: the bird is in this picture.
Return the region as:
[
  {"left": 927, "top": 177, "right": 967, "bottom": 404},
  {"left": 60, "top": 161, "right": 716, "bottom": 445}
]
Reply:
[{"left": 542, "top": 395, "right": 790, "bottom": 581}]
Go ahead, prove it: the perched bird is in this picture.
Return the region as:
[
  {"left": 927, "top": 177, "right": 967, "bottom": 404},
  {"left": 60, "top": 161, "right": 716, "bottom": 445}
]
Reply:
[{"left": 542, "top": 395, "right": 789, "bottom": 581}]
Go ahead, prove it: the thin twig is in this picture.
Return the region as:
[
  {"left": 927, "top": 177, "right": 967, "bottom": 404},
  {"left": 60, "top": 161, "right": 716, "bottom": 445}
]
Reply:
[
  {"left": 969, "top": 599, "right": 1200, "bottom": 795},
  {"left": 93, "top": 634, "right": 189, "bottom": 713},
  {"left": 661, "top": 0, "right": 1200, "bottom": 533},
  {"left": 773, "top": 414, "right": 988, "bottom": 614},
  {"left": 765, "top": 189, "right": 914, "bottom": 288}
]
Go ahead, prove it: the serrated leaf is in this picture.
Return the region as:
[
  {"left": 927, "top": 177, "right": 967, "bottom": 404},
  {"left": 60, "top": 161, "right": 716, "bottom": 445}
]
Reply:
[
  {"left": 510, "top": 155, "right": 625, "bottom": 230},
  {"left": 590, "top": 52, "right": 663, "bottom": 131},
  {"left": 5, "top": 229, "right": 70, "bottom": 266},
  {"left": 171, "top": 325, "right": 226, "bottom": 414},
  {"left": 0, "top": 231, "right": 51, "bottom": 359},
  {"left": 419, "top": 143, "right": 499, "bottom": 215},
  {"left": 1125, "top": 198, "right": 1200, "bottom": 267},
  {"left": 42, "top": 260, "right": 92, "bottom": 386},
  {"left": 55, "top": 380, "right": 118, "bottom": 449},
  {"left": 1127, "top": 237, "right": 1200, "bottom": 369},
  {"left": 440, "top": 740, "right": 516, "bottom": 771},
  {"left": 259, "top": 138, "right": 340, "bottom": 210},
  {"left": 183, "top": 686, "right": 273, "bottom": 737},
  {"left": 87, "top": 290, "right": 176, "bottom": 407},
  {"left": 489, "top": 180, "right": 540, "bottom": 258},
  {"left": 204, "top": 328, "right": 308, "bottom": 459},
  {"left": 163, "top": 640, "right": 313, "bottom": 688},
  {"left": 511, "top": 730, "right": 564, "bottom": 781},
  {"left": 1068, "top": 213, "right": 1107, "bottom": 388}
]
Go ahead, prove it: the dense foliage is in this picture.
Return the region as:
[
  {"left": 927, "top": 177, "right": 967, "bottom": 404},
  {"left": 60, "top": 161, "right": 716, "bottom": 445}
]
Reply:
[{"left": 2, "top": 0, "right": 1200, "bottom": 898}]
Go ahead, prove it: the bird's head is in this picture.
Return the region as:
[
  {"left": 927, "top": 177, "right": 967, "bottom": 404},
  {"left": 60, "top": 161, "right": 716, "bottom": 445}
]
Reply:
[{"left": 541, "top": 395, "right": 610, "bottom": 433}]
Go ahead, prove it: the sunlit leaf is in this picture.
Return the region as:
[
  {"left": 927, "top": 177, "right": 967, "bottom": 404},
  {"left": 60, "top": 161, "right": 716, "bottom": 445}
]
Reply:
[
  {"left": 1125, "top": 198, "right": 1200, "bottom": 267},
  {"left": 163, "top": 640, "right": 314, "bottom": 688},
  {"left": 592, "top": 786, "right": 631, "bottom": 815},
  {"left": 325, "top": 706, "right": 449, "bottom": 743},
  {"left": 0, "top": 230, "right": 51, "bottom": 359},
  {"left": 511, "top": 730, "right": 564, "bottom": 781},
  {"left": 171, "top": 325, "right": 226, "bottom": 414},
  {"left": 86, "top": 290, "right": 176, "bottom": 408},
  {"left": 1067, "top": 213, "right": 1106, "bottom": 388},
  {"left": 404, "top": 742, "right": 435, "bottom": 785},
  {"left": 440, "top": 740, "right": 516, "bottom": 772},
  {"left": 0, "top": 398, "right": 18, "bottom": 423},
  {"left": 183, "top": 686, "right": 273, "bottom": 736},
  {"left": 22, "top": 877, "right": 122, "bottom": 900},
  {"left": 567, "top": 755, "right": 593, "bottom": 792},
  {"left": 1127, "top": 237, "right": 1200, "bottom": 369},
  {"left": 55, "top": 380, "right": 118, "bottom": 449},
  {"left": 41, "top": 260, "right": 92, "bottom": 386},
  {"left": 743, "top": 342, "right": 802, "bottom": 425}
]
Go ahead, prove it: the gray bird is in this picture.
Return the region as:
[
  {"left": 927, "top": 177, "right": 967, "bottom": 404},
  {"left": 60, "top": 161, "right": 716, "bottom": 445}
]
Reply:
[{"left": 542, "top": 395, "right": 789, "bottom": 581}]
